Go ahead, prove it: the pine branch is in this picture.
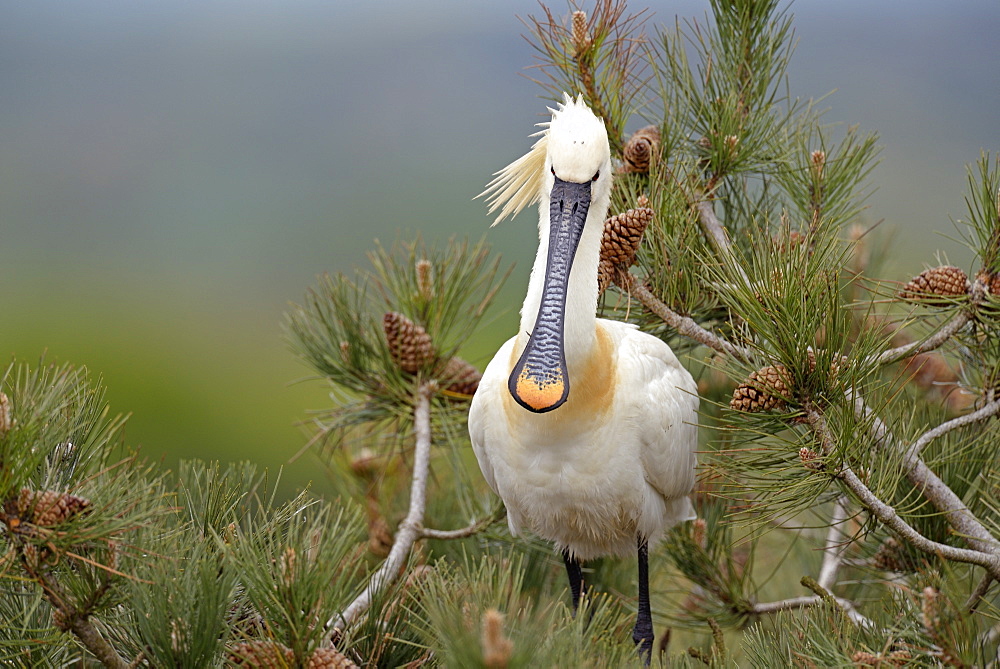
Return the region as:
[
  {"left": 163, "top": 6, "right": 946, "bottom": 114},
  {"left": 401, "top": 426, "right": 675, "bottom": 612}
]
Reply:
[
  {"left": 874, "top": 311, "right": 972, "bottom": 366},
  {"left": 694, "top": 198, "right": 732, "bottom": 264},
  {"left": 29, "top": 566, "right": 129, "bottom": 669},
  {"left": 850, "top": 393, "right": 1000, "bottom": 555},
  {"left": 750, "top": 594, "right": 870, "bottom": 627},
  {"left": 419, "top": 512, "right": 499, "bottom": 540},
  {"left": 816, "top": 496, "right": 849, "bottom": 592},
  {"left": 805, "top": 407, "right": 1000, "bottom": 580},
  {"left": 965, "top": 573, "right": 995, "bottom": 613},
  {"left": 620, "top": 273, "right": 751, "bottom": 360},
  {"left": 693, "top": 196, "right": 751, "bottom": 288},
  {"left": 908, "top": 394, "right": 1000, "bottom": 457},
  {"left": 331, "top": 382, "right": 436, "bottom": 633}
]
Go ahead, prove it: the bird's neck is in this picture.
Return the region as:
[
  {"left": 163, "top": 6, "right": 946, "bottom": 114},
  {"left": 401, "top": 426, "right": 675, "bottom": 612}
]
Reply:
[{"left": 518, "top": 200, "right": 604, "bottom": 369}]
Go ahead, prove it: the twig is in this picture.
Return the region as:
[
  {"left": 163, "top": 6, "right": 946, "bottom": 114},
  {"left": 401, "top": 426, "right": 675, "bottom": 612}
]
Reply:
[
  {"left": 695, "top": 199, "right": 731, "bottom": 261},
  {"left": 331, "top": 382, "right": 437, "bottom": 632},
  {"left": 31, "top": 567, "right": 129, "bottom": 669},
  {"left": 751, "top": 593, "right": 871, "bottom": 627},
  {"left": 874, "top": 311, "right": 971, "bottom": 366},
  {"left": 851, "top": 393, "right": 1000, "bottom": 555},
  {"left": 817, "top": 496, "right": 849, "bottom": 591},
  {"left": 621, "top": 274, "right": 752, "bottom": 361},
  {"left": 965, "top": 573, "right": 995, "bottom": 613},
  {"left": 908, "top": 395, "right": 1000, "bottom": 457},
  {"left": 805, "top": 408, "right": 1000, "bottom": 580},
  {"left": 419, "top": 514, "right": 498, "bottom": 540},
  {"left": 694, "top": 197, "right": 751, "bottom": 288}
]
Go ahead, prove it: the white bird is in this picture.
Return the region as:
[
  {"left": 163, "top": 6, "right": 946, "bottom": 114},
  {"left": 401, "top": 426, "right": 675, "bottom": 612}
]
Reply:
[{"left": 469, "top": 95, "right": 699, "bottom": 660}]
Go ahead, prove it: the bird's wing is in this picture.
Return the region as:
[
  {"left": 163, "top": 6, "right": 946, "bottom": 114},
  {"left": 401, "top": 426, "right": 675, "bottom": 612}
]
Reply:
[
  {"left": 468, "top": 337, "right": 517, "bottom": 495},
  {"left": 615, "top": 325, "right": 700, "bottom": 503}
]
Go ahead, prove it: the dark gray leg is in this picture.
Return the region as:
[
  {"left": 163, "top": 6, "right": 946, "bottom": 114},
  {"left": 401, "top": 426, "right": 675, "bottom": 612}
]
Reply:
[
  {"left": 562, "top": 548, "right": 584, "bottom": 614},
  {"left": 633, "top": 536, "right": 653, "bottom": 665}
]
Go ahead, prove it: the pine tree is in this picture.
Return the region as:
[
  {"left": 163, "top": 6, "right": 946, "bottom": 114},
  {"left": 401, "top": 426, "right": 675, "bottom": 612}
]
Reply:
[{"left": 3, "top": 1, "right": 1000, "bottom": 666}]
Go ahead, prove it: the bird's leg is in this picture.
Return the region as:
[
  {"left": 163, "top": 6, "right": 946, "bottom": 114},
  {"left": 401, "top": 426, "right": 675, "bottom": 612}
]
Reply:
[
  {"left": 633, "top": 536, "right": 654, "bottom": 665},
  {"left": 562, "top": 548, "right": 585, "bottom": 615}
]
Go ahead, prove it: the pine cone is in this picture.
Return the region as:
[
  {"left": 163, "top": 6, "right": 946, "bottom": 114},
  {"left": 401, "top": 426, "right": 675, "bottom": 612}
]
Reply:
[
  {"left": 383, "top": 312, "right": 435, "bottom": 373},
  {"left": 601, "top": 207, "right": 653, "bottom": 267},
  {"left": 51, "top": 607, "right": 70, "bottom": 631},
  {"left": 307, "top": 647, "right": 360, "bottom": 669},
  {"left": 16, "top": 488, "right": 91, "bottom": 527},
  {"left": 899, "top": 266, "right": 969, "bottom": 302},
  {"left": 571, "top": 10, "right": 590, "bottom": 57},
  {"left": 228, "top": 640, "right": 295, "bottom": 667},
  {"left": 977, "top": 270, "right": 1000, "bottom": 296},
  {"left": 730, "top": 365, "right": 791, "bottom": 412},
  {"left": 348, "top": 448, "right": 381, "bottom": 480},
  {"left": 481, "top": 609, "right": 513, "bottom": 669},
  {"left": 597, "top": 258, "right": 615, "bottom": 294},
  {"left": 621, "top": 125, "right": 660, "bottom": 173},
  {"left": 798, "top": 447, "right": 823, "bottom": 471},
  {"left": 439, "top": 356, "right": 481, "bottom": 396}
]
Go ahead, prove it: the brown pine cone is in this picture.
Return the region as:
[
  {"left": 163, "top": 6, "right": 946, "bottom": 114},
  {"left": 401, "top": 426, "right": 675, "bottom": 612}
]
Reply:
[
  {"left": 307, "top": 647, "right": 360, "bottom": 669},
  {"left": 899, "top": 266, "right": 969, "bottom": 302},
  {"left": 601, "top": 207, "right": 653, "bottom": 268},
  {"left": 798, "top": 447, "right": 823, "bottom": 471},
  {"left": 730, "top": 365, "right": 791, "bottom": 412},
  {"left": 439, "top": 356, "right": 481, "bottom": 396},
  {"left": 348, "top": 448, "right": 381, "bottom": 480},
  {"left": 597, "top": 258, "right": 616, "bottom": 294},
  {"left": 51, "top": 607, "right": 70, "bottom": 631},
  {"left": 977, "top": 270, "right": 1000, "bottom": 296},
  {"left": 383, "top": 312, "right": 435, "bottom": 373},
  {"left": 17, "top": 488, "right": 91, "bottom": 527},
  {"left": 228, "top": 640, "right": 294, "bottom": 667},
  {"left": 621, "top": 125, "right": 660, "bottom": 173}
]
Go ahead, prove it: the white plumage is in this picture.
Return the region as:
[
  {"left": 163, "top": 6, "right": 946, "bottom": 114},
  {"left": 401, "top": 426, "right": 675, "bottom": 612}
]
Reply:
[
  {"left": 470, "top": 93, "right": 698, "bottom": 554},
  {"left": 471, "top": 319, "right": 697, "bottom": 560},
  {"left": 468, "top": 96, "right": 698, "bottom": 657}
]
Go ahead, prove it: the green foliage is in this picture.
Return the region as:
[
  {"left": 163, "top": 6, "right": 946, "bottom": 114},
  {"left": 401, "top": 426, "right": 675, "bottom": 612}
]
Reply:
[
  {"left": 3, "top": 0, "right": 1000, "bottom": 666},
  {"left": 960, "top": 152, "right": 1000, "bottom": 276},
  {"left": 412, "top": 551, "right": 642, "bottom": 668},
  {"left": 130, "top": 541, "right": 236, "bottom": 668},
  {"left": 0, "top": 586, "right": 75, "bottom": 667},
  {"left": 0, "top": 360, "right": 124, "bottom": 500},
  {"left": 227, "top": 496, "right": 366, "bottom": 659},
  {"left": 523, "top": 0, "right": 653, "bottom": 153},
  {"left": 284, "top": 237, "right": 508, "bottom": 451}
]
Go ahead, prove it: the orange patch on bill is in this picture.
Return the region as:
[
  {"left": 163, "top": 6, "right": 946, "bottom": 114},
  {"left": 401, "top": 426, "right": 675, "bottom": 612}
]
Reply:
[{"left": 514, "top": 367, "right": 566, "bottom": 412}]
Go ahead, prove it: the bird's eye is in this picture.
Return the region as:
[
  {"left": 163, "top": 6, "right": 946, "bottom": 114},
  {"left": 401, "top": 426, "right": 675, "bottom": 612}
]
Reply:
[
  {"left": 550, "top": 166, "right": 556, "bottom": 176},
  {"left": 592, "top": 171, "right": 600, "bottom": 182}
]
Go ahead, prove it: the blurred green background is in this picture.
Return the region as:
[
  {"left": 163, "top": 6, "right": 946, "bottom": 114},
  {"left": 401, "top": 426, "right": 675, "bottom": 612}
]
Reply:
[{"left": 2, "top": 1, "right": 997, "bottom": 498}]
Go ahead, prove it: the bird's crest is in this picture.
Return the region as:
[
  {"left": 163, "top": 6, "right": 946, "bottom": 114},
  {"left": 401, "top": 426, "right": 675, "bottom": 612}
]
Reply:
[{"left": 478, "top": 93, "right": 600, "bottom": 226}]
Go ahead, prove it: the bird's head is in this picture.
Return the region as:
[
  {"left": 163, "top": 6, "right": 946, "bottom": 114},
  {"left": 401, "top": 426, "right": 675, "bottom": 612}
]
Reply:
[
  {"left": 481, "top": 95, "right": 613, "bottom": 413},
  {"left": 479, "top": 93, "right": 611, "bottom": 226},
  {"left": 543, "top": 95, "right": 612, "bottom": 201}
]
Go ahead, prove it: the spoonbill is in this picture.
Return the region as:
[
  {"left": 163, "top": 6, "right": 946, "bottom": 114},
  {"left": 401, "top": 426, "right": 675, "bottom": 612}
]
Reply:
[{"left": 469, "top": 95, "right": 699, "bottom": 660}]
